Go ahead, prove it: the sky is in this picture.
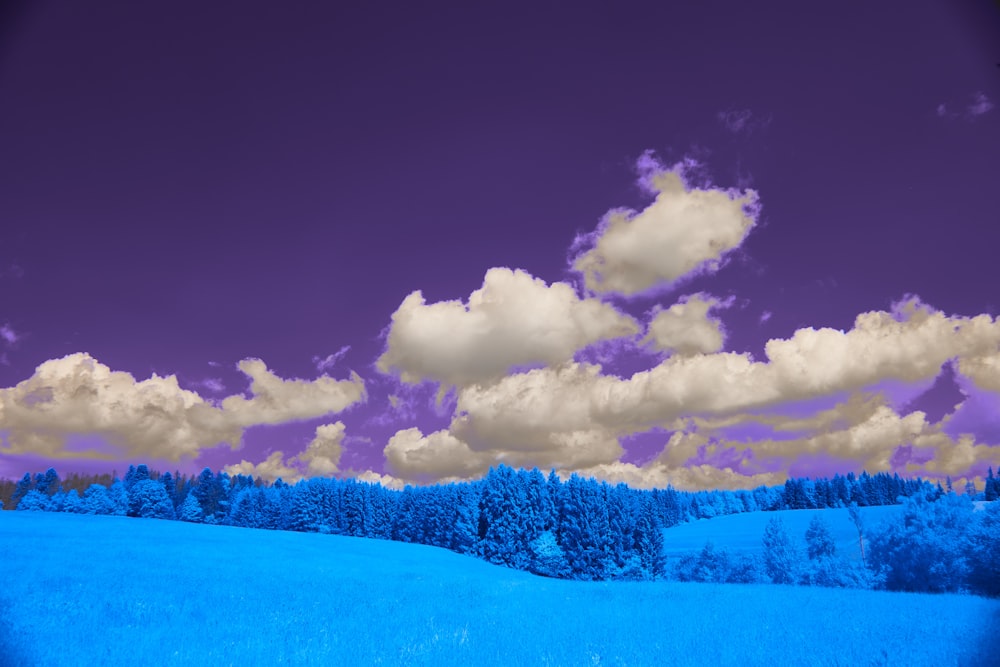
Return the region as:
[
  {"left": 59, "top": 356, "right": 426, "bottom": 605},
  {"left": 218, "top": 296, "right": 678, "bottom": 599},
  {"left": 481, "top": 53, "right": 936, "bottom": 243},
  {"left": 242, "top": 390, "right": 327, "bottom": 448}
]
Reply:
[{"left": 1, "top": 0, "right": 999, "bottom": 491}]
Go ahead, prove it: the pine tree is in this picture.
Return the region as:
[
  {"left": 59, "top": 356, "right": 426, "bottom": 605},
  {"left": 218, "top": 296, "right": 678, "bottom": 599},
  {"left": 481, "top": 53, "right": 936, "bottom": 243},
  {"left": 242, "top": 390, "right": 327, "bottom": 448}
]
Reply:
[
  {"left": 16, "top": 490, "right": 50, "bottom": 511},
  {"left": 82, "top": 484, "right": 114, "bottom": 515},
  {"left": 128, "top": 480, "right": 175, "bottom": 519},
  {"left": 12, "top": 473, "right": 32, "bottom": 507},
  {"left": 179, "top": 493, "right": 204, "bottom": 523},
  {"left": 107, "top": 480, "right": 129, "bottom": 516},
  {"left": 986, "top": 467, "right": 999, "bottom": 502}
]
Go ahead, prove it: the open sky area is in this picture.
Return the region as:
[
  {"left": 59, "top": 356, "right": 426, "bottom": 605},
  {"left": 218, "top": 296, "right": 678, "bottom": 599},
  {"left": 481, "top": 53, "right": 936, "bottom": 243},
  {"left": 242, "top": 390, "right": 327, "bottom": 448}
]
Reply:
[{"left": 1, "top": 0, "right": 999, "bottom": 490}]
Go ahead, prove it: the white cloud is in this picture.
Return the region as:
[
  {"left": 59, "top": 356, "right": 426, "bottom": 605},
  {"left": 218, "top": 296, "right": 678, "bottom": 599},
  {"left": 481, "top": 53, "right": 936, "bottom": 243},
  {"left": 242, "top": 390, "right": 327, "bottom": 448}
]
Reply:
[
  {"left": 224, "top": 451, "right": 303, "bottom": 483},
  {"left": 0, "top": 324, "right": 20, "bottom": 345},
  {"left": 293, "top": 421, "right": 346, "bottom": 477},
  {"left": 967, "top": 92, "right": 993, "bottom": 117},
  {"left": 313, "top": 345, "right": 351, "bottom": 373},
  {"left": 384, "top": 427, "right": 495, "bottom": 481},
  {"left": 402, "top": 299, "right": 1000, "bottom": 488},
  {"left": 353, "top": 469, "right": 407, "bottom": 490},
  {"left": 220, "top": 358, "right": 366, "bottom": 427},
  {"left": 224, "top": 421, "right": 348, "bottom": 482},
  {"left": 957, "top": 351, "right": 1000, "bottom": 393},
  {"left": 0, "top": 352, "right": 366, "bottom": 462},
  {"left": 570, "top": 155, "right": 761, "bottom": 296},
  {"left": 199, "top": 378, "right": 226, "bottom": 393},
  {"left": 643, "top": 293, "right": 728, "bottom": 356},
  {"left": 376, "top": 267, "right": 639, "bottom": 390}
]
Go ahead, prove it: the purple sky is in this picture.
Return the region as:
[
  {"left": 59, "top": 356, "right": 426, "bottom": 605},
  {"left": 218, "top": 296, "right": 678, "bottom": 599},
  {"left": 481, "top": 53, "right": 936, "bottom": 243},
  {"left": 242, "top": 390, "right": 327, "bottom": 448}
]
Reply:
[{"left": 1, "top": 0, "right": 999, "bottom": 490}]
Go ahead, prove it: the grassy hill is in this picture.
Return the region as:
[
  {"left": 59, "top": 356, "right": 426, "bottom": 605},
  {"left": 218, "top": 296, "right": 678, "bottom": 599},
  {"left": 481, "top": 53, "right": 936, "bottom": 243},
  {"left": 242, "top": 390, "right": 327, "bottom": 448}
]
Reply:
[
  {"left": 660, "top": 505, "right": 904, "bottom": 559},
  {"left": 2, "top": 511, "right": 998, "bottom": 666}
]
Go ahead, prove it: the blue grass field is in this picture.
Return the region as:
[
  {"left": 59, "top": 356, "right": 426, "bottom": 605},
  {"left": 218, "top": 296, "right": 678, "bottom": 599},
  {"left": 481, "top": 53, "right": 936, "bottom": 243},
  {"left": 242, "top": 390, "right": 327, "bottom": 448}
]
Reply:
[
  {"left": 2, "top": 511, "right": 998, "bottom": 666},
  {"left": 660, "top": 505, "right": 904, "bottom": 559}
]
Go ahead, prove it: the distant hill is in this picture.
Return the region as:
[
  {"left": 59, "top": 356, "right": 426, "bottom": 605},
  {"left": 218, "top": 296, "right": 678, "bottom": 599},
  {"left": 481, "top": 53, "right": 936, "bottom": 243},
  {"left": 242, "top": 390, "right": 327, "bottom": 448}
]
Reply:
[{"left": 661, "top": 505, "right": 906, "bottom": 559}]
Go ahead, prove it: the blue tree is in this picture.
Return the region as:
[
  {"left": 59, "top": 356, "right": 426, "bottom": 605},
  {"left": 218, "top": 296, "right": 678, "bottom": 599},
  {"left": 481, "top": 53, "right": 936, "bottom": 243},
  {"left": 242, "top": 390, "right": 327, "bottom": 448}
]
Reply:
[
  {"left": 964, "top": 499, "right": 1000, "bottom": 597},
  {"left": 35, "top": 468, "right": 61, "bottom": 496},
  {"left": 12, "top": 473, "right": 32, "bottom": 507},
  {"left": 867, "top": 491, "right": 973, "bottom": 594},
  {"left": 762, "top": 515, "right": 802, "bottom": 584},
  {"left": 128, "top": 480, "right": 175, "bottom": 519},
  {"left": 61, "top": 489, "right": 84, "bottom": 514},
  {"left": 107, "top": 480, "right": 129, "bottom": 516},
  {"left": 16, "top": 490, "right": 50, "bottom": 511},
  {"left": 179, "top": 493, "right": 204, "bottom": 523},
  {"left": 82, "top": 484, "right": 114, "bottom": 515},
  {"left": 985, "top": 467, "right": 998, "bottom": 502},
  {"left": 804, "top": 514, "right": 836, "bottom": 560}
]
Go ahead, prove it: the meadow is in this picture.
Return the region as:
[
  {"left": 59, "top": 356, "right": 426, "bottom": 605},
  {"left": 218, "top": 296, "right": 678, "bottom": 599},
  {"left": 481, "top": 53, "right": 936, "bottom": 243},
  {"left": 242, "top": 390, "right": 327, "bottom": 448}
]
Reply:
[{"left": 2, "top": 511, "right": 997, "bottom": 666}]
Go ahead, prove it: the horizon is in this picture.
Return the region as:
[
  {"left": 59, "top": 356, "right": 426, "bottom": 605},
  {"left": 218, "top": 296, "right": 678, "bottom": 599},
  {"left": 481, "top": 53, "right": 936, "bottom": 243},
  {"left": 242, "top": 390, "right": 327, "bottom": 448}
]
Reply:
[{"left": 2, "top": 0, "right": 1000, "bottom": 491}]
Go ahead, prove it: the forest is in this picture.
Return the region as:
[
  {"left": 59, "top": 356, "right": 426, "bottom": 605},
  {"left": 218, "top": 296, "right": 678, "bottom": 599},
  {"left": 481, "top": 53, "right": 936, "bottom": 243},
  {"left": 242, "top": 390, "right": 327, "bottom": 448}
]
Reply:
[{"left": 3, "top": 464, "right": 999, "bottom": 598}]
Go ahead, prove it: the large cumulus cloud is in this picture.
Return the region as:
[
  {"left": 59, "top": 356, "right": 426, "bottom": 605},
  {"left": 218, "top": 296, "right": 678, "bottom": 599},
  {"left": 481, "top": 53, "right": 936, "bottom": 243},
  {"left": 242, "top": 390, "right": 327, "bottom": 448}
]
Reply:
[
  {"left": 0, "top": 353, "right": 366, "bottom": 462},
  {"left": 376, "top": 267, "right": 639, "bottom": 390},
  {"left": 570, "top": 155, "right": 761, "bottom": 297}
]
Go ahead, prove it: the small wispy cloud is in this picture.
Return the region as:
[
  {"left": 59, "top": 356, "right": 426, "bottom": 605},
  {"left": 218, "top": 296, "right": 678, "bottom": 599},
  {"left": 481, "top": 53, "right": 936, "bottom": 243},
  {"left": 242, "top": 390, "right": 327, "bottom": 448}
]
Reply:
[
  {"left": 314, "top": 345, "right": 351, "bottom": 373},
  {"left": 968, "top": 92, "right": 993, "bottom": 117},
  {"left": 759, "top": 310, "right": 772, "bottom": 325},
  {"left": 0, "top": 324, "right": 20, "bottom": 345},
  {"left": 717, "top": 109, "right": 772, "bottom": 135},
  {"left": 199, "top": 378, "right": 226, "bottom": 393},
  {"left": 937, "top": 92, "right": 994, "bottom": 121}
]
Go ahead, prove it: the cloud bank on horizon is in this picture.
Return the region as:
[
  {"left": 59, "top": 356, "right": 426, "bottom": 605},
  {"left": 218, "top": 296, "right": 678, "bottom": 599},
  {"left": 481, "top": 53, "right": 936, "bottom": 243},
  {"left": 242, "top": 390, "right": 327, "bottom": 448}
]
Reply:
[{"left": 2, "top": 154, "right": 1000, "bottom": 491}]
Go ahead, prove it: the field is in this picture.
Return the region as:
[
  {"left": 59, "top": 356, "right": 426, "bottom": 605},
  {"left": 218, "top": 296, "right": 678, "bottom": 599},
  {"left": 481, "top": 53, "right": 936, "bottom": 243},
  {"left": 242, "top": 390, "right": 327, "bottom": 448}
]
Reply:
[
  {"left": 2, "top": 511, "right": 998, "bottom": 666},
  {"left": 660, "top": 505, "right": 904, "bottom": 559}
]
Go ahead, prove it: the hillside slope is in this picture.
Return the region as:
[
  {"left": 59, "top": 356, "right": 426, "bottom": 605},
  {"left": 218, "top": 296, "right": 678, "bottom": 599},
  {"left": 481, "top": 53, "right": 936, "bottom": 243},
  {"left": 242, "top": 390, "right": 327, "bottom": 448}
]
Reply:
[{"left": 2, "top": 511, "right": 997, "bottom": 666}]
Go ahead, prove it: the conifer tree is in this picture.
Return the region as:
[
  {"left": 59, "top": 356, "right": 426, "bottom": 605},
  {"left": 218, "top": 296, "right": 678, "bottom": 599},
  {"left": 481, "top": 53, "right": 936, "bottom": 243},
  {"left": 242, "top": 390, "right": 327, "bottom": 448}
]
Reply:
[{"left": 179, "top": 492, "right": 204, "bottom": 523}]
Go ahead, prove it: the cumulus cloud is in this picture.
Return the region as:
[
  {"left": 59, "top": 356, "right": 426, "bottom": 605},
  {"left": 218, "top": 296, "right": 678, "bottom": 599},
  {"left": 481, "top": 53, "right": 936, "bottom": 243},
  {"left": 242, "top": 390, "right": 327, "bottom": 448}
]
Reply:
[
  {"left": 0, "top": 353, "right": 366, "bottom": 462},
  {"left": 412, "top": 298, "right": 1000, "bottom": 488},
  {"left": 643, "top": 293, "right": 729, "bottom": 356},
  {"left": 223, "top": 421, "right": 347, "bottom": 482},
  {"left": 376, "top": 267, "right": 639, "bottom": 391},
  {"left": 220, "top": 358, "right": 366, "bottom": 427},
  {"left": 294, "top": 421, "right": 346, "bottom": 477},
  {"left": 956, "top": 351, "right": 1000, "bottom": 393},
  {"left": 224, "top": 451, "right": 303, "bottom": 483},
  {"left": 570, "top": 154, "right": 761, "bottom": 297},
  {"left": 384, "top": 427, "right": 494, "bottom": 481}
]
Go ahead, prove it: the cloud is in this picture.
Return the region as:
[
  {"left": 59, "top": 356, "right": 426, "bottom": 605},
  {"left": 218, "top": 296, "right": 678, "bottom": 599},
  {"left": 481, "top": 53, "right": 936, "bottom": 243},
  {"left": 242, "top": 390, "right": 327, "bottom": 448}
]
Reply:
[
  {"left": 223, "top": 451, "right": 303, "bottom": 483},
  {"left": 643, "top": 293, "right": 729, "bottom": 356},
  {"left": 199, "top": 378, "right": 226, "bottom": 393},
  {"left": 223, "top": 421, "right": 347, "bottom": 482},
  {"left": 759, "top": 310, "right": 772, "bottom": 325},
  {"left": 376, "top": 267, "right": 639, "bottom": 391},
  {"left": 353, "top": 469, "right": 406, "bottom": 490},
  {"left": 0, "top": 352, "right": 366, "bottom": 462},
  {"left": 402, "top": 298, "right": 1000, "bottom": 488},
  {"left": 293, "top": 421, "right": 346, "bottom": 477},
  {"left": 957, "top": 350, "right": 1000, "bottom": 393},
  {"left": 716, "top": 109, "right": 772, "bottom": 135},
  {"left": 0, "top": 324, "right": 20, "bottom": 346},
  {"left": 967, "top": 92, "right": 993, "bottom": 117},
  {"left": 313, "top": 345, "right": 351, "bottom": 373},
  {"left": 219, "top": 358, "right": 366, "bottom": 427},
  {"left": 937, "top": 92, "right": 994, "bottom": 120},
  {"left": 384, "top": 427, "right": 495, "bottom": 481},
  {"left": 570, "top": 153, "right": 761, "bottom": 297}
]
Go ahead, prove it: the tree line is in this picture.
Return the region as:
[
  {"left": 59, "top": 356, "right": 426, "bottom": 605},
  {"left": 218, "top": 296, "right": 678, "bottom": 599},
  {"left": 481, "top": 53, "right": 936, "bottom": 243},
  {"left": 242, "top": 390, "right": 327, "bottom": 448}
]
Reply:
[{"left": 3, "top": 463, "right": 998, "bottom": 596}]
